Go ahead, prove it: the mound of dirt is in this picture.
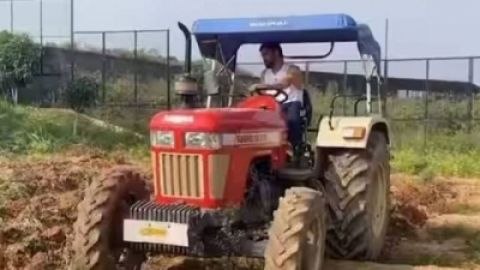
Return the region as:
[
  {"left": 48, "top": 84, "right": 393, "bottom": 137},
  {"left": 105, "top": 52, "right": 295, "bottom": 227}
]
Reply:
[
  {"left": 0, "top": 155, "right": 477, "bottom": 270},
  {"left": 388, "top": 175, "right": 463, "bottom": 236},
  {"left": 0, "top": 149, "right": 145, "bottom": 270},
  {"left": 389, "top": 175, "right": 480, "bottom": 235},
  {"left": 384, "top": 175, "right": 480, "bottom": 267}
]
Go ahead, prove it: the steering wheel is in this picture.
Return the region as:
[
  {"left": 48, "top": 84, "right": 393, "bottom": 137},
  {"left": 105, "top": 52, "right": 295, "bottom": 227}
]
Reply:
[{"left": 252, "top": 85, "right": 288, "bottom": 104}]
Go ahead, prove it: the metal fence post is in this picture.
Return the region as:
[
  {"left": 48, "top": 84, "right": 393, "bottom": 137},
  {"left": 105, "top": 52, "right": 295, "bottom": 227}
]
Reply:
[
  {"left": 10, "top": 0, "right": 13, "bottom": 32},
  {"left": 133, "top": 30, "right": 138, "bottom": 105},
  {"left": 39, "top": 0, "right": 43, "bottom": 46},
  {"left": 166, "top": 29, "right": 171, "bottom": 110},
  {"left": 102, "top": 32, "right": 106, "bottom": 103},
  {"left": 424, "top": 59, "right": 430, "bottom": 149},
  {"left": 383, "top": 59, "right": 389, "bottom": 117},
  {"left": 383, "top": 19, "right": 389, "bottom": 116},
  {"left": 468, "top": 58, "right": 474, "bottom": 131},
  {"left": 70, "top": 0, "right": 75, "bottom": 82},
  {"left": 39, "top": 0, "right": 44, "bottom": 75}
]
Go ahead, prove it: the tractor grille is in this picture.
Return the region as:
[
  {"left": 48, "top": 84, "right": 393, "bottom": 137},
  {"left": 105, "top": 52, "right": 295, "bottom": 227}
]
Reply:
[
  {"left": 159, "top": 153, "right": 204, "bottom": 198},
  {"left": 129, "top": 200, "right": 200, "bottom": 254}
]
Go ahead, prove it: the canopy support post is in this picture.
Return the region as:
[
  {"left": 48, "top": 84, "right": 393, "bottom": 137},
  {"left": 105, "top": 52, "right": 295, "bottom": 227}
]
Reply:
[
  {"left": 361, "top": 55, "right": 371, "bottom": 114},
  {"left": 227, "top": 72, "right": 236, "bottom": 107},
  {"left": 206, "top": 60, "right": 217, "bottom": 108},
  {"left": 360, "top": 54, "right": 382, "bottom": 115}
]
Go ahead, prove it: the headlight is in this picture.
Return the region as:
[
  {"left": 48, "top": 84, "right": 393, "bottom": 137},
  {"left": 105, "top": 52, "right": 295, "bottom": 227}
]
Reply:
[
  {"left": 342, "top": 127, "right": 366, "bottom": 139},
  {"left": 185, "top": 132, "right": 221, "bottom": 149},
  {"left": 150, "top": 131, "right": 174, "bottom": 147}
]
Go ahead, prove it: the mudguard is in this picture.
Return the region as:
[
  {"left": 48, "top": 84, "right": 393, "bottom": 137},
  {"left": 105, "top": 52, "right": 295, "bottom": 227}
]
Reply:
[{"left": 316, "top": 115, "right": 390, "bottom": 149}]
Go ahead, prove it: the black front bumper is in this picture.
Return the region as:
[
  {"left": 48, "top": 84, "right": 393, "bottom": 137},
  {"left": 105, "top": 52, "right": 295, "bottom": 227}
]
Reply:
[
  {"left": 128, "top": 200, "right": 266, "bottom": 257},
  {"left": 129, "top": 200, "right": 202, "bottom": 255}
]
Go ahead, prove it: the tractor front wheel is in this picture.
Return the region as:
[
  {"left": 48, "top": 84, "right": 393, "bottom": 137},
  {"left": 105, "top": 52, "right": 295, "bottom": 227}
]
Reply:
[
  {"left": 264, "top": 187, "right": 326, "bottom": 270},
  {"left": 70, "top": 166, "right": 149, "bottom": 270}
]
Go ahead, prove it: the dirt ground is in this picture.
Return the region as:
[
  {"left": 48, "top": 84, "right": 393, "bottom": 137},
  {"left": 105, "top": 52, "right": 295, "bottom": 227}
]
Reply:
[{"left": 1, "top": 150, "right": 480, "bottom": 270}]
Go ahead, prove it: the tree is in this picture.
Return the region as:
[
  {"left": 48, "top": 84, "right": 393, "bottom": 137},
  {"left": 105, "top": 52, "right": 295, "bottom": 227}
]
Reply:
[
  {"left": 0, "top": 31, "right": 41, "bottom": 104},
  {"left": 64, "top": 76, "right": 98, "bottom": 113},
  {"left": 64, "top": 76, "right": 98, "bottom": 136}
]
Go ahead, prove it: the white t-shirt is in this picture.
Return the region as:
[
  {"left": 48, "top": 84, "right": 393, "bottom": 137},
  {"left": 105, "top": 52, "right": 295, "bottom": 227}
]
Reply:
[{"left": 261, "top": 64, "right": 303, "bottom": 104}]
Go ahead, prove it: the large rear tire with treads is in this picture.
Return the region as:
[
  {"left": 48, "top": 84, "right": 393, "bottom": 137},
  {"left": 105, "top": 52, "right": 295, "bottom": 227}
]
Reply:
[{"left": 323, "top": 131, "right": 390, "bottom": 260}]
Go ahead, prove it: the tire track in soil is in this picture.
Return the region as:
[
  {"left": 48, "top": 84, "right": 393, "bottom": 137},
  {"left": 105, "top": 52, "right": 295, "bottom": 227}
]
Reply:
[
  {"left": 1, "top": 153, "right": 480, "bottom": 270},
  {"left": 144, "top": 258, "right": 469, "bottom": 270},
  {"left": 381, "top": 175, "right": 480, "bottom": 269},
  {"left": 147, "top": 175, "right": 480, "bottom": 270}
]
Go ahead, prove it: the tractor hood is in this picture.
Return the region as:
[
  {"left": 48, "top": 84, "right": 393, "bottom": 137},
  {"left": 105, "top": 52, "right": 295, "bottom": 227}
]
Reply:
[{"left": 150, "top": 108, "right": 286, "bottom": 133}]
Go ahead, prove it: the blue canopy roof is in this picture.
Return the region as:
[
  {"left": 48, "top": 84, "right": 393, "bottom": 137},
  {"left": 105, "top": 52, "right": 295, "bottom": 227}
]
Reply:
[
  {"left": 192, "top": 14, "right": 381, "bottom": 74},
  {"left": 193, "top": 14, "right": 356, "bottom": 58}
]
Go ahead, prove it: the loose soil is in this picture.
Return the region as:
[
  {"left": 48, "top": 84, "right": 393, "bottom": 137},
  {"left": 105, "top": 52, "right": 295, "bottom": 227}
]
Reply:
[{"left": 1, "top": 151, "right": 480, "bottom": 270}]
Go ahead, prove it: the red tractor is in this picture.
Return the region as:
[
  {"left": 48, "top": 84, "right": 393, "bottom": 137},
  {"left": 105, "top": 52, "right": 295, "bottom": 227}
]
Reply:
[{"left": 71, "top": 14, "right": 390, "bottom": 270}]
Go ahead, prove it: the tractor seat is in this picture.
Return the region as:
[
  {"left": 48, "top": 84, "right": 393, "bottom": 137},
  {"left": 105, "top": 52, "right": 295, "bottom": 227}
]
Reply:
[{"left": 276, "top": 167, "right": 313, "bottom": 182}]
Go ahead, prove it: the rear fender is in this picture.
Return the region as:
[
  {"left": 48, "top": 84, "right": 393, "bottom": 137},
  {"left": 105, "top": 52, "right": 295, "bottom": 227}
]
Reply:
[{"left": 315, "top": 115, "right": 390, "bottom": 149}]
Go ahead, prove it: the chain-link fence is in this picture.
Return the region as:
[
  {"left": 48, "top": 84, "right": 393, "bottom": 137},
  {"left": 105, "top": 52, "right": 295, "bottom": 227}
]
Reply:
[
  {"left": 1, "top": 2, "right": 479, "bottom": 147},
  {"left": 0, "top": 0, "right": 72, "bottom": 44},
  {"left": 0, "top": 0, "right": 73, "bottom": 69},
  {"left": 0, "top": 0, "right": 72, "bottom": 105},
  {"left": 238, "top": 57, "right": 480, "bottom": 150},
  {"left": 73, "top": 30, "right": 175, "bottom": 105},
  {"left": 70, "top": 29, "right": 182, "bottom": 133}
]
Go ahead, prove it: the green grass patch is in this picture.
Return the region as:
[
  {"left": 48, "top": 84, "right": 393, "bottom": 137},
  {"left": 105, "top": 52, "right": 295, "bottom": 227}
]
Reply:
[
  {"left": 0, "top": 100, "right": 148, "bottom": 155},
  {"left": 307, "top": 91, "right": 480, "bottom": 178},
  {"left": 3, "top": 88, "right": 480, "bottom": 178},
  {"left": 392, "top": 131, "right": 480, "bottom": 178},
  {"left": 393, "top": 148, "right": 480, "bottom": 178}
]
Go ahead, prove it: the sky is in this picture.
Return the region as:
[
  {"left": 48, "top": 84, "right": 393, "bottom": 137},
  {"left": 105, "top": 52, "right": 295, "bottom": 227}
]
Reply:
[{"left": 1, "top": 0, "right": 479, "bottom": 81}]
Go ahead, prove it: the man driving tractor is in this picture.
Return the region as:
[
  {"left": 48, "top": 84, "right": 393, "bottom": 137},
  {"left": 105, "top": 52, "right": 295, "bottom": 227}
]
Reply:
[
  {"left": 250, "top": 42, "right": 306, "bottom": 162},
  {"left": 70, "top": 14, "right": 391, "bottom": 270}
]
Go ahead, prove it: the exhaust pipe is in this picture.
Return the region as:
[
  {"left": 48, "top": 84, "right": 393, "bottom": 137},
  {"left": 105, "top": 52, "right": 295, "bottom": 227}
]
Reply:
[
  {"left": 178, "top": 22, "right": 192, "bottom": 74},
  {"left": 175, "top": 22, "right": 198, "bottom": 109}
]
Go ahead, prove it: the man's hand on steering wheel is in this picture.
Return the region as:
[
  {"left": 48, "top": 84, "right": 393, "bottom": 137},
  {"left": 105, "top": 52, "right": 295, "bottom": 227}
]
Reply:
[{"left": 248, "top": 83, "right": 289, "bottom": 104}]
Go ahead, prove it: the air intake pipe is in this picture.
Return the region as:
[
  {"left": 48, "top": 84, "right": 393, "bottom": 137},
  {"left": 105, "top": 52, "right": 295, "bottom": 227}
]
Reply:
[
  {"left": 175, "top": 22, "right": 198, "bottom": 108},
  {"left": 178, "top": 22, "right": 192, "bottom": 74}
]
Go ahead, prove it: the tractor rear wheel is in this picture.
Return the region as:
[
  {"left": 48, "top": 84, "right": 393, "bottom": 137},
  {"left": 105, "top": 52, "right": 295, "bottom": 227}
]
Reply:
[
  {"left": 70, "top": 166, "right": 149, "bottom": 270},
  {"left": 323, "top": 131, "right": 390, "bottom": 260},
  {"left": 264, "top": 187, "right": 326, "bottom": 270}
]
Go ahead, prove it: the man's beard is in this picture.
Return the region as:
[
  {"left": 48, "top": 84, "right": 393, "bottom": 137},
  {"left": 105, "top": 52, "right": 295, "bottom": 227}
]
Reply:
[{"left": 264, "top": 61, "right": 273, "bottom": 69}]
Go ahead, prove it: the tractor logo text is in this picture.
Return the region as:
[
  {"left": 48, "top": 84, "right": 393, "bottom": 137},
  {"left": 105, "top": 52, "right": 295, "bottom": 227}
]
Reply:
[
  {"left": 235, "top": 133, "right": 269, "bottom": 145},
  {"left": 222, "top": 132, "right": 283, "bottom": 146},
  {"left": 139, "top": 227, "right": 167, "bottom": 238},
  {"left": 249, "top": 20, "right": 288, "bottom": 28}
]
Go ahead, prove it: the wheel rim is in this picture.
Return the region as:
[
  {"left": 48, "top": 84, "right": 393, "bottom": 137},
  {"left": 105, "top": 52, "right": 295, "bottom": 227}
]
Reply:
[
  {"left": 301, "top": 215, "right": 325, "bottom": 270},
  {"left": 371, "top": 165, "right": 388, "bottom": 237}
]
